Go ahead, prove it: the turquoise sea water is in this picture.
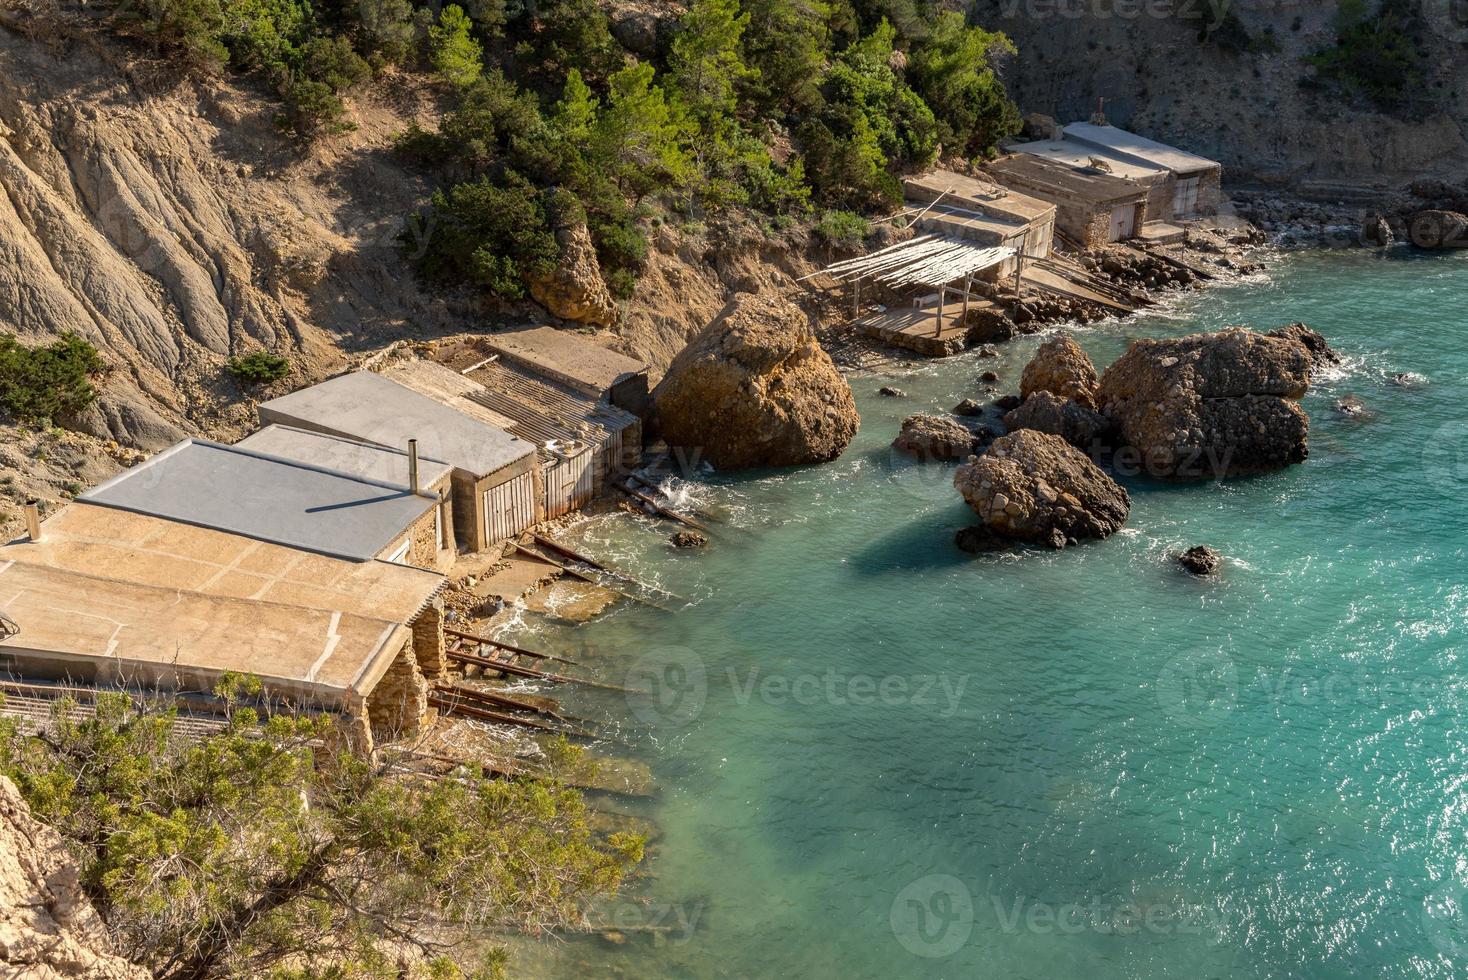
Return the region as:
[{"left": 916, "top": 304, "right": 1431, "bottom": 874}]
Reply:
[{"left": 515, "top": 247, "right": 1468, "bottom": 978}]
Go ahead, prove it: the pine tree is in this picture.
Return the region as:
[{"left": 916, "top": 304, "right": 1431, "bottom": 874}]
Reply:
[
  {"left": 596, "top": 62, "right": 695, "bottom": 197},
  {"left": 742, "top": 0, "right": 830, "bottom": 115},
  {"left": 669, "top": 0, "right": 756, "bottom": 126},
  {"left": 552, "top": 68, "right": 599, "bottom": 149},
  {"left": 429, "top": 4, "right": 484, "bottom": 89}
]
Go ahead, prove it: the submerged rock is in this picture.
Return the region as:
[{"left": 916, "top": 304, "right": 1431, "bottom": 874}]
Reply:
[
  {"left": 878, "top": 386, "right": 907, "bottom": 398},
  {"left": 1334, "top": 394, "right": 1369, "bottom": 417},
  {"left": 670, "top": 530, "right": 709, "bottom": 548},
  {"left": 893, "top": 414, "right": 981, "bottom": 462},
  {"left": 994, "top": 394, "right": 1022, "bottom": 412},
  {"left": 1177, "top": 545, "right": 1222, "bottom": 576},
  {"left": 1096, "top": 328, "right": 1311, "bottom": 479},
  {"left": 1021, "top": 334, "right": 1100, "bottom": 409},
  {"left": 953, "top": 398, "right": 985, "bottom": 417},
  {"left": 953, "top": 430, "right": 1130, "bottom": 549},
  {"left": 654, "top": 293, "right": 859, "bottom": 469},
  {"left": 1390, "top": 371, "right": 1428, "bottom": 388},
  {"left": 1003, "top": 390, "right": 1111, "bottom": 450},
  {"left": 979, "top": 370, "right": 1000, "bottom": 383},
  {"left": 976, "top": 344, "right": 999, "bottom": 358}
]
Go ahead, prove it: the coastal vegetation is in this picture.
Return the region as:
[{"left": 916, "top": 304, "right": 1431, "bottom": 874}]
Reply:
[
  {"left": 226, "top": 350, "right": 292, "bottom": 384},
  {"left": 0, "top": 678, "right": 641, "bottom": 979},
  {"left": 1303, "top": 0, "right": 1429, "bottom": 114},
  {"left": 0, "top": 332, "right": 104, "bottom": 424},
  {"left": 84, "top": 0, "right": 1022, "bottom": 301}
]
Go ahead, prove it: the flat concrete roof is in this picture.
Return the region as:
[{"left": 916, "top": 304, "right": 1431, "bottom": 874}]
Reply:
[
  {"left": 905, "top": 169, "right": 1056, "bottom": 225},
  {"left": 0, "top": 561, "right": 406, "bottom": 707},
  {"left": 79, "top": 439, "right": 435, "bottom": 563},
  {"left": 479, "top": 328, "right": 649, "bottom": 395},
  {"left": 985, "top": 153, "right": 1150, "bottom": 206},
  {"left": 1062, "top": 123, "right": 1220, "bottom": 176},
  {"left": 258, "top": 372, "right": 534, "bottom": 478},
  {"left": 1014, "top": 137, "right": 1169, "bottom": 183},
  {"left": 237, "top": 425, "right": 453, "bottom": 491},
  {"left": 0, "top": 504, "right": 445, "bottom": 626}
]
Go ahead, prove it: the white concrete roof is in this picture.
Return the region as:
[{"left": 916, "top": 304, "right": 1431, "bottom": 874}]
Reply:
[
  {"left": 79, "top": 439, "right": 435, "bottom": 562},
  {"left": 1062, "top": 123, "right": 1220, "bottom": 176},
  {"left": 237, "top": 425, "right": 453, "bottom": 491},
  {"left": 1014, "top": 137, "right": 1169, "bottom": 182},
  {"left": 258, "top": 372, "right": 535, "bottom": 478}
]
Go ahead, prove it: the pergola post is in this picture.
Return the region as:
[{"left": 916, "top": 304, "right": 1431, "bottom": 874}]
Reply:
[
  {"left": 935, "top": 282, "right": 945, "bottom": 336},
  {"left": 961, "top": 275, "right": 972, "bottom": 325},
  {"left": 853, "top": 277, "right": 861, "bottom": 318}
]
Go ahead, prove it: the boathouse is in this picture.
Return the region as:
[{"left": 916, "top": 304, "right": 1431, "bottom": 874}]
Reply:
[
  {"left": 903, "top": 168, "right": 1056, "bottom": 276},
  {"left": 258, "top": 371, "right": 540, "bottom": 553},
  {"left": 1061, "top": 122, "right": 1222, "bottom": 220},
  {"left": 237, "top": 425, "right": 457, "bottom": 557},
  {"left": 382, "top": 355, "right": 639, "bottom": 520},
  {"left": 984, "top": 152, "right": 1152, "bottom": 249},
  {"left": 1010, "top": 136, "right": 1176, "bottom": 240},
  {"left": 79, "top": 438, "right": 449, "bottom": 570},
  {"left": 0, "top": 503, "right": 450, "bottom": 750},
  {"left": 478, "top": 327, "right": 652, "bottom": 419}
]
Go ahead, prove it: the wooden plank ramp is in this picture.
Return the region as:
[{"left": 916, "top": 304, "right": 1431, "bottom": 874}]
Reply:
[{"left": 445, "top": 632, "right": 641, "bottom": 694}]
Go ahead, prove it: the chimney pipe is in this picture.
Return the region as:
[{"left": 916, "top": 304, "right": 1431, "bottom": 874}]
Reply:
[
  {"left": 407, "top": 439, "right": 420, "bottom": 495},
  {"left": 23, "top": 501, "right": 41, "bottom": 542}
]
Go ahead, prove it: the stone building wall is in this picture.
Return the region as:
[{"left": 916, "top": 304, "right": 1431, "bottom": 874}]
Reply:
[{"left": 365, "top": 642, "right": 428, "bottom": 741}]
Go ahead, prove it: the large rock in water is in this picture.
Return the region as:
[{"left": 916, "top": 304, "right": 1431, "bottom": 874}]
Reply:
[
  {"left": 1266, "top": 322, "right": 1340, "bottom": 375},
  {"left": 654, "top": 293, "right": 859, "bottom": 469},
  {"left": 0, "top": 776, "right": 149, "bottom": 979},
  {"left": 892, "top": 414, "right": 982, "bottom": 462},
  {"left": 1021, "top": 334, "right": 1100, "bottom": 409},
  {"left": 528, "top": 222, "right": 619, "bottom": 327},
  {"left": 1003, "top": 390, "right": 1110, "bottom": 450},
  {"left": 953, "top": 430, "right": 1130, "bottom": 549},
  {"left": 1096, "top": 328, "right": 1311, "bottom": 479}
]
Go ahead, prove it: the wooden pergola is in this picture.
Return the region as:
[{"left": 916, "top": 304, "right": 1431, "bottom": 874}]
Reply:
[{"left": 819, "top": 234, "right": 1017, "bottom": 336}]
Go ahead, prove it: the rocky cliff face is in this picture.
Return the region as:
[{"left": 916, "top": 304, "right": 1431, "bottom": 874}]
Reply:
[
  {"left": 974, "top": 0, "right": 1468, "bottom": 195},
  {"left": 0, "top": 776, "right": 149, "bottom": 979}
]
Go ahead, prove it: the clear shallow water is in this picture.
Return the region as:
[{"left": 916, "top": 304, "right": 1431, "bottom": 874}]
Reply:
[{"left": 514, "top": 247, "right": 1468, "bottom": 979}]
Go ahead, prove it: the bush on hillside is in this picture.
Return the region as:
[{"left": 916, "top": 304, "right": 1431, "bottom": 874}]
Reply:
[
  {"left": 0, "top": 333, "right": 105, "bottom": 423},
  {"left": 226, "top": 351, "right": 292, "bottom": 384}
]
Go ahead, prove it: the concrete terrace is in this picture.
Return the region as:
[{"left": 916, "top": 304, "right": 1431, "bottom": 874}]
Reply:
[
  {"left": 79, "top": 439, "right": 436, "bottom": 562},
  {"left": 0, "top": 504, "right": 445, "bottom": 626}
]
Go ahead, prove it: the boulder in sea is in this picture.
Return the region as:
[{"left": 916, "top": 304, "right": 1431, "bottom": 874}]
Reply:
[
  {"left": 1177, "top": 545, "right": 1222, "bottom": 576},
  {"left": 1096, "top": 327, "right": 1311, "bottom": 479},
  {"left": 994, "top": 394, "right": 1022, "bottom": 412},
  {"left": 1390, "top": 371, "right": 1428, "bottom": 388},
  {"left": 1266, "top": 322, "right": 1340, "bottom": 375},
  {"left": 964, "top": 310, "right": 1017, "bottom": 346},
  {"left": 893, "top": 414, "right": 981, "bottom": 462},
  {"left": 979, "top": 370, "right": 1000, "bottom": 383},
  {"left": 976, "top": 344, "right": 999, "bottom": 358},
  {"left": 1361, "top": 214, "right": 1394, "bottom": 247},
  {"left": 953, "top": 430, "right": 1130, "bottom": 550},
  {"left": 653, "top": 293, "right": 859, "bottom": 469},
  {"left": 670, "top": 531, "right": 709, "bottom": 548},
  {"left": 878, "top": 386, "right": 907, "bottom": 398},
  {"left": 1002, "top": 390, "right": 1111, "bottom": 451},
  {"left": 953, "top": 398, "right": 985, "bottom": 417},
  {"left": 1021, "top": 334, "right": 1100, "bottom": 409},
  {"left": 1334, "top": 394, "right": 1369, "bottom": 417}
]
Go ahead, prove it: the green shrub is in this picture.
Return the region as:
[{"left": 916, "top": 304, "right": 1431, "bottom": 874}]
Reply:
[
  {"left": 0, "top": 333, "right": 105, "bottom": 423},
  {"left": 813, "top": 209, "right": 871, "bottom": 249},
  {"left": 405, "top": 172, "right": 561, "bottom": 299},
  {"left": 226, "top": 351, "right": 292, "bottom": 384},
  {"left": 1305, "top": 0, "right": 1428, "bottom": 114}
]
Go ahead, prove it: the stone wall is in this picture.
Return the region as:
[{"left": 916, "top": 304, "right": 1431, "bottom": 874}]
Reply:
[
  {"left": 410, "top": 600, "right": 446, "bottom": 679},
  {"left": 365, "top": 642, "right": 428, "bottom": 740},
  {"left": 406, "top": 505, "right": 440, "bottom": 569}
]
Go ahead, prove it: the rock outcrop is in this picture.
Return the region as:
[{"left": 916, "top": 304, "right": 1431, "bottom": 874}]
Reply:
[
  {"left": 1266, "top": 322, "right": 1340, "bottom": 375},
  {"left": 1408, "top": 210, "right": 1468, "bottom": 250},
  {"left": 0, "top": 776, "right": 149, "bottom": 980},
  {"left": 953, "top": 430, "right": 1130, "bottom": 550},
  {"left": 1177, "top": 545, "right": 1222, "bottom": 576},
  {"left": 1096, "top": 328, "right": 1312, "bottom": 479},
  {"left": 892, "top": 414, "right": 982, "bottom": 462},
  {"left": 1020, "top": 334, "right": 1100, "bottom": 409},
  {"left": 528, "top": 222, "right": 619, "bottom": 327},
  {"left": 1002, "top": 390, "right": 1110, "bottom": 450},
  {"left": 653, "top": 293, "right": 858, "bottom": 469}
]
